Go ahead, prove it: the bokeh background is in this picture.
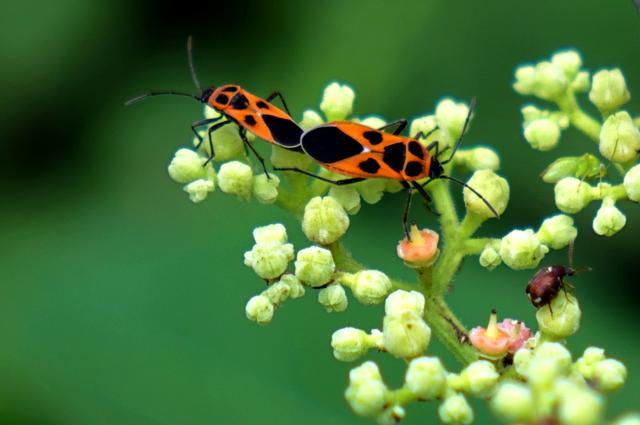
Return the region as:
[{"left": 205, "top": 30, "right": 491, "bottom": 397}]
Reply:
[{"left": 1, "top": 0, "right": 639, "bottom": 423}]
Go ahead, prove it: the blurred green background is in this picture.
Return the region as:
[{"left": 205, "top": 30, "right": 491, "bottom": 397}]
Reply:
[{"left": 1, "top": 0, "right": 639, "bottom": 423}]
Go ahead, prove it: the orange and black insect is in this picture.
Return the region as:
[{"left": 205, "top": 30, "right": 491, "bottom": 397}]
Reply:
[
  {"left": 125, "top": 37, "right": 303, "bottom": 174},
  {"left": 276, "top": 98, "right": 498, "bottom": 236}
]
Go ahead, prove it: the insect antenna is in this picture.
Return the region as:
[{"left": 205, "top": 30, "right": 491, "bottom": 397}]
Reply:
[
  {"left": 440, "top": 97, "right": 477, "bottom": 165},
  {"left": 124, "top": 90, "right": 200, "bottom": 106},
  {"left": 438, "top": 174, "right": 500, "bottom": 218},
  {"left": 187, "top": 35, "right": 201, "bottom": 91}
]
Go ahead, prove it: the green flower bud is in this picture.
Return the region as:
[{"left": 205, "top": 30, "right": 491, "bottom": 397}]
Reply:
[
  {"left": 318, "top": 283, "right": 348, "bottom": 313},
  {"left": 404, "top": 356, "right": 447, "bottom": 400},
  {"left": 536, "top": 292, "right": 581, "bottom": 339},
  {"left": 245, "top": 295, "right": 274, "bottom": 325},
  {"left": 599, "top": 111, "right": 640, "bottom": 163},
  {"left": 557, "top": 384, "right": 603, "bottom": 425},
  {"left": 409, "top": 115, "right": 439, "bottom": 144},
  {"left": 535, "top": 342, "right": 573, "bottom": 372},
  {"left": 376, "top": 405, "right": 405, "bottom": 425},
  {"left": 385, "top": 290, "right": 425, "bottom": 317},
  {"left": 263, "top": 281, "right": 292, "bottom": 305},
  {"left": 271, "top": 145, "right": 313, "bottom": 169},
  {"left": 513, "top": 65, "right": 537, "bottom": 95},
  {"left": 438, "top": 393, "right": 473, "bottom": 425},
  {"left": 491, "top": 381, "right": 536, "bottom": 423},
  {"left": 218, "top": 161, "right": 253, "bottom": 199},
  {"left": 593, "top": 198, "right": 626, "bottom": 236},
  {"left": 243, "top": 241, "right": 294, "bottom": 280},
  {"left": 252, "top": 173, "right": 280, "bottom": 204},
  {"left": 623, "top": 164, "right": 640, "bottom": 201},
  {"left": 436, "top": 98, "right": 471, "bottom": 146},
  {"left": 459, "top": 360, "right": 499, "bottom": 397},
  {"left": 279, "top": 274, "right": 305, "bottom": 298},
  {"left": 320, "top": 82, "right": 355, "bottom": 121},
  {"left": 575, "top": 346, "right": 606, "bottom": 379},
  {"left": 499, "top": 229, "right": 549, "bottom": 270},
  {"left": 541, "top": 154, "right": 604, "bottom": 183},
  {"left": 383, "top": 311, "right": 431, "bottom": 359},
  {"left": 299, "top": 109, "right": 324, "bottom": 130},
  {"left": 183, "top": 178, "right": 215, "bottom": 203},
  {"left": 356, "top": 179, "right": 387, "bottom": 204},
  {"left": 551, "top": 50, "right": 582, "bottom": 80},
  {"left": 571, "top": 71, "right": 591, "bottom": 92},
  {"left": 513, "top": 347, "right": 533, "bottom": 377},
  {"left": 593, "top": 358, "right": 627, "bottom": 392},
  {"left": 454, "top": 147, "right": 501, "bottom": 171},
  {"left": 345, "top": 361, "right": 388, "bottom": 418},
  {"left": 331, "top": 327, "right": 369, "bottom": 361},
  {"left": 463, "top": 170, "right": 509, "bottom": 218},
  {"left": 479, "top": 245, "right": 502, "bottom": 270},
  {"left": 302, "top": 196, "right": 350, "bottom": 245},
  {"left": 554, "top": 177, "right": 594, "bottom": 213},
  {"left": 612, "top": 414, "right": 640, "bottom": 425},
  {"left": 294, "top": 246, "right": 335, "bottom": 287},
  {"left": 350, "top": 270, "right": 392, "bottom": 306},
  {"left": 589, "top": 69, "right": 630, "bottom": 114},
  {"left": 357, "top": 116, "right": 386, "bottom": 129},
  {"left": 524, "top": 118, "right": 562, "bottom": 151},
  {"left": 329, "top": 186, "right": 361, "bottom": 214},
  {"left": 168, "top": 148, "right": 206, "bottom": 183},
  {"left": 253, "top": 223, "right": 288, "bottom": 245},
  {"left": 533, "top": 61, "right": 569, "bottom": 101},
  {"left": 536, "top": 214, "right": 577, "bottom": 249}
]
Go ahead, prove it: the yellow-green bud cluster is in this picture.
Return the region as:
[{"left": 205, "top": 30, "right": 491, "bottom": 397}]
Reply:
[
  {"left": 383, "top": 290, "right": 431, "bottom": 359},
  {"left": 589, "top": 69, "right": 630, "bottom": 115},
  {"left": 599, "top": 111, "right": 640, "bottom": 163},
  {"left": 167, "top": 148, "right": 216, "bottom": 203},
  {"left": 574, "top": 346, "right": 627, "bottom": 392},
  {"left": 536, "top": 291, "right": 581, "bottom": 340},
  {"left": 245, "top": 274, "right": 305, "bottom": 325},
  {"left": 302, "top": 196, "right": 350, "bottom": 245},
  {"left": 339, "top": 270, "right": 392, "bottom": 306},
  {"left": 463, "top": 170, "right": 510, "bottom": 219},
  {"left": 513, "top": 50, "right": 587, "bottom": 101},
  {"left": 331, "top": 327, "right": 383, "bottom": 362},
  {"left": 499, "top": 229, "right": 549, "bottom": 270},
  {"left": 453, "top": 146, "right": 501, "bottom": 171},
  {"left": 244, "top": 223, "right": 295, "bottom": 280},
  {"left": 345, "top": 361, "right": 389, "bottom": 418},
  {"left": 294, "top": 246, "right": 336, "bottom": 287}
]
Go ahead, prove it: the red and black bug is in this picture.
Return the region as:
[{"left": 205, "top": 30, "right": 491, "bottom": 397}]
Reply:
[
  {"left": 276, "top": 98, "right": 499, "bottom": 236},
  {"left": 125, "top": 37, "right": 303, "bottom": 174},
  {"left": 526, "top": 240, "right": 589, "bottom": 311}
]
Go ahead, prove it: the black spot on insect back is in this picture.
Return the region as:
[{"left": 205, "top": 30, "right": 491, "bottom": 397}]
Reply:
[
  {"left": 215, "top": 94, "right": 229, "bottom": 104},
  {"left": 222, "top": 86, "right": 238, "bottom": 93},
  {"left": 383, "top": 143, "right": 406, "bottom": 172},
  {"left": 404, "top": 161, "right": 424, "bottom": 177},
  {"left": 256, "top": 100, "right": 270, "bottom": 109},
  {"left": 358, "top": 158, "right": 381, "bottom": 174},
  {"left": 301, "top": 126, "right": 364, "bottom": 163},
  {"left": 244, "top": 115, "right": 257, "bottom": 126},
  {"left": 408, "top": 141, "right": 425, "bottom": 159},
  {"left": 363, "top": 130, "right": 383, "bottom": 145},
  {"left": 262, "top": 114, "right": 303, "bottom": 147},
  {"left": 230, "top": 93, "right": 249, "bottom": 110}
]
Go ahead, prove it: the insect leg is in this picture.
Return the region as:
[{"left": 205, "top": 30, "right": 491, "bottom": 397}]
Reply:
[
  {"left": 202, "top": 120, "right": 233, "bottom": 165},
  {"left": 378, "top": 119, "right": 408, "bottom": 135},
  {"left": 410, "top": 181, "right": 440, "bottom": 216},
  {"left": 265, "top": 91, "right": 293, "bottom": 116},
  {"left": 400, "top": 181, "right": 414, "bottom": 239},
  {"left": 274, "top": 167, "right": 365, "bottom": 185},
  {"left": 415, "top": 127, "right": 439, "bottom": 141},
  {"left": 192, "top": 115, "right": 226, "bottom": 149},
  {"left": 238, "top": 128, "right": 271, "bottom": 178}
]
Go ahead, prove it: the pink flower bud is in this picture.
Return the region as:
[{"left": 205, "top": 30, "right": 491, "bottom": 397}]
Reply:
[
  {"left": 396, "top": 226, "right": 439, "bottom": 268},
  {"left": 498, "top": 319, "right": 533, "bottom": 354},
  {"left": 469, "top": 310, "right": 510, "bottom": 358}
]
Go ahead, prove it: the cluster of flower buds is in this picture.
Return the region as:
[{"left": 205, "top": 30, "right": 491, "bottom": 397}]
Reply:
[
  {"left": 491, "top": 342, "right": 628, "bottom": 425},
  {"left": 515, "top": 49, "right": 638, "bottom": 236},
  {"left": 479, "top": 214, "right": 577, "bottom": 270}
]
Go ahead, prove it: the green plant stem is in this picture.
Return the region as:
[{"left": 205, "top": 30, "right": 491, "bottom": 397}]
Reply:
[
  {"left": 463, "top": 237, "right": 499, "bottom": 255},
  {"left": 556, "top": 91, "right": 601, "bottom": 142}
]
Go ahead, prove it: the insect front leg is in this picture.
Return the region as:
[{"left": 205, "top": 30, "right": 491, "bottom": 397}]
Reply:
[
  {"left": 378, "top": 119, "right": 408, "bottom": 135},
  {"left": 202, "top": 120, "right": 233, "bottom": 165},
  {"left": 191, "top": 115, "right": 226, "bottom": 150}
]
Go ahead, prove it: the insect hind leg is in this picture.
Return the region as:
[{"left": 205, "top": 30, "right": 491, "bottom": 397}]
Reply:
[
  {"left": 239, "top": 128, "right": 271, "bottom": 179},
  {"left": 274, "top": 167, "right": 365, "bottom": 185},
  {"left": 266, "top": 91, "right": 293, "bottom": 117}
]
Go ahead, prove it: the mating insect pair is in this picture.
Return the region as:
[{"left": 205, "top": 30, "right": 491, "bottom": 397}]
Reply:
[{"left": 127, "top": 37, "right": 498, "bottom": 237}]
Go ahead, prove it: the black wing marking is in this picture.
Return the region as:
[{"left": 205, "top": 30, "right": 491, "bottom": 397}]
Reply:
[
  {"left": 262, "top": 114, "right": 304, "bottom": 148},
  {"left": 301, "top": 126, "right": 364, "bottom": 163}
]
